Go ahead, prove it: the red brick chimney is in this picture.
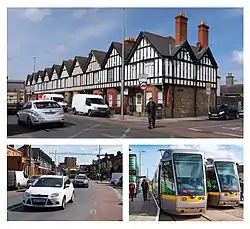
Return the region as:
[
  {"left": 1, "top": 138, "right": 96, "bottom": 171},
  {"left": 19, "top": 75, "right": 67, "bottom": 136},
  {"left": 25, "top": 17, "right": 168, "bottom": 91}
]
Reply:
[
  {"left": 124, "top": 37, "right": 136, "bottom": 46},
  {"left": 175, "top": 12, "right": 188, "bottom": 45},
  {"left": 198, "top": 20, "right": 209, "bottom": 48}
]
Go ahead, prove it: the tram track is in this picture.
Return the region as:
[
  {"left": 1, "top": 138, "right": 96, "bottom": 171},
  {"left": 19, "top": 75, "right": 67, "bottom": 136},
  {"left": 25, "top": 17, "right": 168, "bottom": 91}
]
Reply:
[{"left": 159, "top": 210, "right": 211, "bottom": 221}]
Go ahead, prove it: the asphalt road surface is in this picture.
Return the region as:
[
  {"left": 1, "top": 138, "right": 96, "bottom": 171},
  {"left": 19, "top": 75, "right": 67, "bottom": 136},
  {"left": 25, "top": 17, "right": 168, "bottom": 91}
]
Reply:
[
  {"left": 7, "top": 114, "right": 243, "bottom": 138},
  {"left": 7, "top": 181, "right": 122, "bottom": 221}
]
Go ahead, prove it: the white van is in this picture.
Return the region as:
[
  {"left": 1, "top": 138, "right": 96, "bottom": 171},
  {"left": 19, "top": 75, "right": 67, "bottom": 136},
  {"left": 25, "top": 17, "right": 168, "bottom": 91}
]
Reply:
[
  {"left": 7, "top": 171, "right": 28, "bottom": 190},
  {"left": 110, "top": 172, "right": 122, "bottom": 184},
  {"left": 41, "top": 94, "right": 67, "bottom": 111},
  {"left": 71, "top": 94, "right": 110, "bottom": 117}
]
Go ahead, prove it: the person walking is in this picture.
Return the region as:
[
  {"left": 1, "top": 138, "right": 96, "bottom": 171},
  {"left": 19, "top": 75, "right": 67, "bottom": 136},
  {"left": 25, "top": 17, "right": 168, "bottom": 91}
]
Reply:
[
  {"left": 129, "top": 182, "right": 135, "bottom": 202},
  {"left": 100, "top": 173, "right": 103, "bottom": 183},
  {"left": 146, "top": 97, "right": 157, "bottom": 129},
  {"left": 141, "top": 179, "right": 149, "bottom": 201}
]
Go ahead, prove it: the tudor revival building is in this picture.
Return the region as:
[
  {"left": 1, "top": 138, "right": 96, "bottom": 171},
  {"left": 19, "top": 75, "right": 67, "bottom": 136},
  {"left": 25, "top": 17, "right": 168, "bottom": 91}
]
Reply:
[{"left": 25, "top": 12, "right": 219, "bottom": 118}]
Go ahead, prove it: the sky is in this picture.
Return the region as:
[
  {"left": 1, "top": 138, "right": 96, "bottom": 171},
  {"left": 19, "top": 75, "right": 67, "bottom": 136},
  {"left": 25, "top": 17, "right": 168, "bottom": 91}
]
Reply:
[
  {"left": 130, "top": 143, "right": 244, "bottom": 179},
  {"left": 7, "top": 8, "right": 243, "bottom": 84},
  {"left": 14, "top": 145, "right": 122, "bottom": 165}
]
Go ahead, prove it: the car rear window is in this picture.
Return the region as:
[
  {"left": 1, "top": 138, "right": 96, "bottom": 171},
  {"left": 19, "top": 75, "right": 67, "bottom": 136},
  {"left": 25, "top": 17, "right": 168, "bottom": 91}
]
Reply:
[{"left": 34, "top": 101, "right": 61, "bottom": 109}]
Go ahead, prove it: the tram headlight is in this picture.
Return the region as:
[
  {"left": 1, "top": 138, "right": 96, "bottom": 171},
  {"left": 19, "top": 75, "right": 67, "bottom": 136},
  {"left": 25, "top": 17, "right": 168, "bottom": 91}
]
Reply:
[{"left": 182, "top": 197, "right": 187, "bottom": 201}]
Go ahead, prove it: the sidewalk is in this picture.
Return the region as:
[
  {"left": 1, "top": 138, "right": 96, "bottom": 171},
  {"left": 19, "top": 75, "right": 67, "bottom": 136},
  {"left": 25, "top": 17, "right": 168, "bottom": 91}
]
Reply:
[
  {"left": 111, "top": 114, "right": 208, "bottom": 124},
  {"left": 129, "top": 192, "right": 159, "bottom": 221}
]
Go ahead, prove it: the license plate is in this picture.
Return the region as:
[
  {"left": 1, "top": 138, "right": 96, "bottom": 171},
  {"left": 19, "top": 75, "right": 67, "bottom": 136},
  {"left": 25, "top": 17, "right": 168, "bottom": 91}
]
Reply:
[
  {"left": 45, "top": 112, "right": 55, "bottom": 115},
  {"left": 33, "top": 199, "right": 46, "bottom": 202},
  {"left": 212, "top": 114, "right": 217, "bottom": 116},
  {"left": 101, "top": 111, "right": 106, "bottom": 113}
]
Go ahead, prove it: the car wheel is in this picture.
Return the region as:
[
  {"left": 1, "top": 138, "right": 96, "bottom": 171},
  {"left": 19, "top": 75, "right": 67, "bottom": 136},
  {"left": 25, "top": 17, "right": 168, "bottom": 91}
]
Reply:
[
  {"left": 60, "top": 196, "right": 66, "bottom": 210},
  {"left": 58, "top": 122, "right": 64, "bottom": 127},
  {"left": 73, "top": 108, "right": 77, "bottom": 115},
  {"left": 17, "top": 183, "right": 21, "bottom": 190},
  {"left": 17, "top": 115, "right": 21, "bottom": 125},
  {"left": 27, "top": 117, "right": 33, "bottom": 129},
  {"left": 69, "top": 192, "right": 74, "bottom": 203},
  {"left": 225, "top": 114, "right": 229, "bottom": 120},
  {"left": 88, "top": 110, "right": 92, "bottom": 117}
]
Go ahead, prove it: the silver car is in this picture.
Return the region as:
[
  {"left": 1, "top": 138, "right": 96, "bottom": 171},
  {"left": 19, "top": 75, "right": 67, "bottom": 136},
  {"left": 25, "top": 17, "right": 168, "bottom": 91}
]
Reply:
[
  {"left": 17, "top": 100, "right": 64, "bottom": 128},
  {"left": 73, "top": 174, "right": 89, "bottom": 188}
]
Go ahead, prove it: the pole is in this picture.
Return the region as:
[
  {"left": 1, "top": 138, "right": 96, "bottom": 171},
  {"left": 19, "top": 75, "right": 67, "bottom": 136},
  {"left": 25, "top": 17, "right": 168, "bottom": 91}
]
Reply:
[
  {"left": 143, "top": 89, "right": 146, "bottom": 118},
  {"left": 139, "top": 151, "right": 142, "bottom": 177},
  {"left": 120, "top": 8, "right": 125, "bottom": 120},
  {"left": 33, "top": 56, "right": 36, "bottom": 73},
  {"left": 98, "top": 145, "right": 101, "bottom": 176},
  {"left": 54, "top": 150, "right": 57, "bottom": 173}
]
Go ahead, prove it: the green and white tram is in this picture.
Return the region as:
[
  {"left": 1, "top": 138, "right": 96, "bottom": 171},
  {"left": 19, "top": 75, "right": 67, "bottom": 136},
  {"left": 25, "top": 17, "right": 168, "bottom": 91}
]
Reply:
[
  {"left": 152, "top": 149, "right": 207, "bottom": 215},
  {"left": 206, "top": 158, "right": 240, "bottom": 207}
]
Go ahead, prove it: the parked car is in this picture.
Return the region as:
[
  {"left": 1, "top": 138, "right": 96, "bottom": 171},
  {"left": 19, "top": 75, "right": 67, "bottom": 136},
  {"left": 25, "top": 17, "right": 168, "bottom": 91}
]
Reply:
[
  {"left": 27, "top": 175, "right": 42, "bottom": 187},
  {"left": 40, "top": 94, "right": 67, "bottom": 112},
  {"left": 73, "top": 174, "right": 89, "bottom": 188},
  {"left": 238, "top": 107, "right": 244, "bottom": 118},
  {"left": 17, "top": 100, "right": 64, "bottom": 128},
  {"left": 208, "top": 104, "right": 239, "bottom": 120},
  {"left": 8, "top": 171, "right": 28, "bottom": 190},
  {"left": 22, "top": 175, "right": 74, "bottom": 210}
]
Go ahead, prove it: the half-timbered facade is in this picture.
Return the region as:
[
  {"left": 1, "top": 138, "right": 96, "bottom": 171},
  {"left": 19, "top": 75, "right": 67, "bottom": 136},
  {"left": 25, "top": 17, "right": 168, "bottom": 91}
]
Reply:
[
  {"left": 25, "top": 74, "right": 32, "bottom": 95},
  {"left": 71, "top": 56, "right": 87, "bottom": 91},
  {"left": 43, "top": 68, "right": 53, "bottom": 91},
  {"left": 51, "top": 64, "right": 61, "bottom": 90},
  {"left": 59, "top": 61, "right": 73, "bottom": 91},
  {"left": 36, "top": 70, "right": 45, "bottom": 92},
  {"left": 31, "top": 73, "right": 38, "bottom": 92}
]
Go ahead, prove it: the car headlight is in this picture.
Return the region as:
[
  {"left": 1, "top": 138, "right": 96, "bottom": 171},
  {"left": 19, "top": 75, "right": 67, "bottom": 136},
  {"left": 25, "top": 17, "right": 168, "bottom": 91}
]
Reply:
[
  {"left": 50, "top": 193, "right": 60, "bottom": 198},
  {"left": 94, "top": 106, "right": 98, "bottom": 110},
  {"left": 24, "top": 192, "right": 30, "bottom": 198},
  {"left": 208, "top": 112, "right": 211, "bottom": 114},
  {"left": 219, "top": 111, "right": 224, "bottom": 115}
]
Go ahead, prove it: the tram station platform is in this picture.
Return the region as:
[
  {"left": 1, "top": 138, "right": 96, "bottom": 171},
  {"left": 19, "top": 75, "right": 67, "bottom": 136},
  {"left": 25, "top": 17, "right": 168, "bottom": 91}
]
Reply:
[{"left": 129, "top": 192, "right": 159, "bottom": 221}]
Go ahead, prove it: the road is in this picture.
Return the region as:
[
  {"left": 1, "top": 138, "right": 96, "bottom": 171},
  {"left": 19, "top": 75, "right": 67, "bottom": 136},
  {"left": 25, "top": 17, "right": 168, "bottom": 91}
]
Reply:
[
  {"left": 7, "top": 114, "right": 243, "bottom": 138},
  {"left": 7, "top": 181, "right": 122, "bottom": 221},
  {"left": 159, "top": 206, "right": 244, "bottom": 221}
]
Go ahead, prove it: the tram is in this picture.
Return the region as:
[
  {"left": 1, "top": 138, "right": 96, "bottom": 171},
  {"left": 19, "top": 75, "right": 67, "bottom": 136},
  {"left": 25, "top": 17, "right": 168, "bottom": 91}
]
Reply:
[
  {"left": 152, "top": 149, "right": 207, "bottom": 215},
  {"left": 205, "top": 158, "right": 240, "bottom": 207}
]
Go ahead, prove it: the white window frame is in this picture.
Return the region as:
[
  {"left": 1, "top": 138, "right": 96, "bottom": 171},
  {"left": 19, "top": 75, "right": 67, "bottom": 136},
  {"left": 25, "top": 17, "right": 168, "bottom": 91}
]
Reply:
[
  {"left": 116, "top": 94, "right": 121, "bottom": 107},
  {"left": 157, "top": 91, "right": 163, "bottom": 104},
  {"left": 145, "top": 91, "right": 153, "bottom": 105},
  {"left": 108, "top": 94, "right": 113, "bottom": 107}
]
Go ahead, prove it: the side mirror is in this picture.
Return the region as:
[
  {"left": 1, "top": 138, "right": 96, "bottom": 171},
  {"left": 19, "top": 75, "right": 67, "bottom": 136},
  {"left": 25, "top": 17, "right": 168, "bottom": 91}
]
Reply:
[{"left": 65, "top": 184, "right": 70, "bottom": 188}]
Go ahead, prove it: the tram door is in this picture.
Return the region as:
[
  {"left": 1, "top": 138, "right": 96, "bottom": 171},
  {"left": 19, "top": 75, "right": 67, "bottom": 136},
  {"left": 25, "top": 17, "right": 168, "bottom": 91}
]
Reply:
[
  {"left": 206, "top": 167, "right": 220, "bottom": 205},
  {"left": 160, "top": 162, "right": 176, "bottom": 212}
]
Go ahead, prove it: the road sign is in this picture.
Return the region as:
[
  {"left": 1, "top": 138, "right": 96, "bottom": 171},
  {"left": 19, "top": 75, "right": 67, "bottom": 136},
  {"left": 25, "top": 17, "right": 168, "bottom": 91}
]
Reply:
[
  {"left": 206, "top": 83, "right": 211, "bottom": 95},
  {"left": 140, "top": 82, "right": 148, "bottom": 90},
  {"left": 138, "top": 74, "right": 148, "bottom": 83}
]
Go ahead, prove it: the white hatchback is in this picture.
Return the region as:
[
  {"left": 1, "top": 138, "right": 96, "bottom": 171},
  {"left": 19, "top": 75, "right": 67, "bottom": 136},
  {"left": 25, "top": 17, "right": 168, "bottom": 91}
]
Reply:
[
  {"left": 22, "top": 175, "right": 74, "bottom": 210},
  {"left": 17, "top": 100, "right": 64, "bottom": 128}
]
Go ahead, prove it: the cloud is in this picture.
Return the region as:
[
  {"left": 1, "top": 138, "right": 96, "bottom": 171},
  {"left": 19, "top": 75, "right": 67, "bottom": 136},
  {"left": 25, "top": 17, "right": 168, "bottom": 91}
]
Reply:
[
  {"left": 231, "top": 50, "right": 243, "bottom": 65},
  {"left": 72, "top": 9, "right": 99, "bottom": 19},
  {"left": 227, "top": 8, "right": 243, "bottom": 18},
  {"left": 54, "top": 44, "right": 69, "bottom": 53},
  {"left": 20, "top": 8, "right": 51, "bottom": 22}
]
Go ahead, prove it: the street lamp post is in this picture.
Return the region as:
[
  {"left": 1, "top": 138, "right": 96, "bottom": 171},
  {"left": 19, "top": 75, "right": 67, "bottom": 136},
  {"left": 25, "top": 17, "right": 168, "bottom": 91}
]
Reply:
[
  {"left": 139, "top": 150, "right": 145, "bottom": 177},
  {"left": 120, "top": 8, "right": 126, "bottom": 120}
]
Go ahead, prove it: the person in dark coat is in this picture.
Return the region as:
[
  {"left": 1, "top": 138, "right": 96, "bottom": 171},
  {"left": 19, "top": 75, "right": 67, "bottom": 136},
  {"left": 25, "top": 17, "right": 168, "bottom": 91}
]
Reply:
[
  {"left": 141, "top": 179, "right": 149, "bottom": 201},
  {"left": 146, "top": 97, "right": 157, "bottom": 129}
]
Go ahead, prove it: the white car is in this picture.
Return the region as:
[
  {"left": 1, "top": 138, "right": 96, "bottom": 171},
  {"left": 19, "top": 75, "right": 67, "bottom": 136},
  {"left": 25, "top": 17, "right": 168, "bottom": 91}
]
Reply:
[
  {"left": 17, "top": 100, "right": 64, "bottom": 128},
  {"left": 22, "top": 175, "right": 74, "bottom": 210}
]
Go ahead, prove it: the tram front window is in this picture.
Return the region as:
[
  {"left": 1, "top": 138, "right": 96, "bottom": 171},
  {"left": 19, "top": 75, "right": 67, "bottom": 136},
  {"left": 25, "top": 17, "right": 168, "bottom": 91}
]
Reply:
[
  {"left": 173, "top": 154, "right": 205, "bottom": 196},
  {"left": 215, "top": 162, "right": 240, "bottom": 192}
]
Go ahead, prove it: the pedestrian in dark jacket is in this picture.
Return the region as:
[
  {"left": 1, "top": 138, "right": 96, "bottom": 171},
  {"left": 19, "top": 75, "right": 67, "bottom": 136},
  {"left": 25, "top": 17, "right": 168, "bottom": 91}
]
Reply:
[
  {"left": 146, "top": 97, "right": 157, "bottom": 129},
  {"left": 141, "top": 179, "right": 149, "bottom": 201}
]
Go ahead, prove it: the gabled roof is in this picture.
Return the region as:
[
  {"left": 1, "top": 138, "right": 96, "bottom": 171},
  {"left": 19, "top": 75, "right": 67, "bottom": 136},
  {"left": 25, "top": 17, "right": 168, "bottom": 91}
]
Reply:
[
  {"left": 26, "top": 74, "right": 32, "bottom": 85},
  {"left": 59, "top": 60, "right": 74, "bottom": 77},
  {"left": 171, "top": 40, "right": 197, "bottom": 61},
  {"left": 52, "top": 64, "right": 62, "bottom": 76},
  {"left": 84, "top": 50, "right": 107, "bottom": 72},
  {"left": 31, "top": 72, "right": 39, "bottom": 84},
  {"left": 37, "top": 70, "right": 45, "bottom": 82},
  {"left": 71, "top": 56, "right": 88, "bottom": 73},
  {"left": 44, "top": 68, "right": 53, "bottom": 80},
  {"left": 101, "top": 42, "right": 133, "bottom": 68},
  {"left": 195, "top": 47, "right": 218, "bottom": 68},
  {"left": 220, "top": 84, "right": 243, "bottom": 95}
]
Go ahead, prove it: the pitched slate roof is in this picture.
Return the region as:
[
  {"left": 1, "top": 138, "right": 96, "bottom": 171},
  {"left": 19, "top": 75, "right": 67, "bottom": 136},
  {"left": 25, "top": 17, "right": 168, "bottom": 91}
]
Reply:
[
  {"left": 92, "top": 50, "right": 106, "bottom": 66},
  {"left": 26, "top": 74, "right": 32, "bottom": 85},
  {"left": 37, "top": 70, "right": 45, "bottom": 82},
  {"left": 59, "top": 60, "right": 74, "bottom": 77},
  {"left": 220, "top": 84, "right": 243, "bottom": 95},
  {"left": 53, "top": 64, "right": 61, "bottom": 75},
  {"left": 31, "top": 72, "right": 39, "bottom": 83},
  {"left": 74, "top": 56, "right": 88, "bottom": 71},
  {"left": 45, "top": 68, "right": 53, "bottom": 80}
]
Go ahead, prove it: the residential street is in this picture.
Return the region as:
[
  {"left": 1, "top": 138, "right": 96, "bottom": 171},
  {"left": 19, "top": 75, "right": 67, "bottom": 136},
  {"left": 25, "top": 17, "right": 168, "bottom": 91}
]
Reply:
[
  {"left": 7, "top": 181, "right": 122, "bottom": 221},
  {"left": 7, "top": 114, "right": 243, "bottom": 138}
]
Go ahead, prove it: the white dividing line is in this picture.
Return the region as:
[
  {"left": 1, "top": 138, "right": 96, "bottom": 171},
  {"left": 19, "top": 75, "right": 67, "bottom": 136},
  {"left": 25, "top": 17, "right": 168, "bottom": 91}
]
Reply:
[
  {"left": 214, "top": 132, "right": 243, "bottom": 138},
  {"left": 150, "top": 191, "right": 160, "bottom": 222},
  {"left": 7, "top": 203, "right": 23, "bottom": 211},
  {"left": 102, "top": 133, "right": 117, "bottom": 138},
  {"left": 107, "top": 186, "right": 122, "bottom": 201},
  {"left": 191, "top": 122, "right": 242, "bottom": 129},
  {"left": 188, "top": 128, "right": 203, "bottom": 132},
  {"left": 69, "top": 124, "right": 101, "bottom": 138},
  {"left": 122, "top": 128, "right": 131, "bottom": 138}
]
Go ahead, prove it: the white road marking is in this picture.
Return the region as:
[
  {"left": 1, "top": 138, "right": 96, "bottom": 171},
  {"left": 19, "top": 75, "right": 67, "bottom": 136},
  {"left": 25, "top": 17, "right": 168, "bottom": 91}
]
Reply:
[
  {"left": 188, "top": 128, "right": 203, "bottom": 132},
  {"left": 69, "top": 124, "right": 101, "bottom": 138},
  {"left": 7, "top": 203, "right": 23, "bottom": 211},
  {"left": 11, "top": 133, "right": 33, "bottom": 138},
  {"left": 102, "top": 134, "right": 117, "bottom": 138},
  {"left": 221, "top": 126, "right": 243, "bottom": 131},
  {"left": 151, "top": 191, "right": 160, "bottom": 221},
  {"left": 214, "top": 132, "right": 243, "bottom": 138},
  {"left": 191, "top": 122, "right": 242, "bottom": 129},
  {"left": 107, "top": 186, "right": 122, "bottom": 201},
  {"left": 122, "top": 128, "right": 131, "bottom": 137}
]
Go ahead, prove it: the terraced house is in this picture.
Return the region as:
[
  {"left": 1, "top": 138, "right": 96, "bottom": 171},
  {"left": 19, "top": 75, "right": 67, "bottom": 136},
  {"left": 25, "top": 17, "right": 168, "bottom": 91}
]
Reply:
[{"left": 25, "top": 12, "right": 219, "bottom": 118}]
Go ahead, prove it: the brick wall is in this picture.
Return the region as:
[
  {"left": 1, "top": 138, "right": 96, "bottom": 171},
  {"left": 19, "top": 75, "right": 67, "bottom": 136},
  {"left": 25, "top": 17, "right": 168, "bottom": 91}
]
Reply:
[{"left": 196, "top": 88, "right": 216, "bottom": 116}]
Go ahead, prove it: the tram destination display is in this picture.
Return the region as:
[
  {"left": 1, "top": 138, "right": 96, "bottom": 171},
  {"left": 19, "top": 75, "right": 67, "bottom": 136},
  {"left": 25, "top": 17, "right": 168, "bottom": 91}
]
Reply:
[{"left": 173, "top": 153, "right": 202, "bottom": 161}]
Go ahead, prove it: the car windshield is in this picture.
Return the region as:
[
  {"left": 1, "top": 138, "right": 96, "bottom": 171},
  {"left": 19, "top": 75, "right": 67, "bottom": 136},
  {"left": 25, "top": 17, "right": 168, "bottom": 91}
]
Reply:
[
  {"left": 215, "top": 162, "right": 240, "bottom": 192},
  {"left": 89, "top": 98, "right": 105, "bottom": 105},
  {"left": 75, "top": 175, "right": 87, "bottom": 179},
  {"left": 34, "top": 101, "right": 61, "bottom": 109},
  {"left": 52, "top": 97, "right": 64, "bottom": 103},
  {"left": 213, "top": 105, "right": 227, "bottom": 110},
  {"left": 33, "top": 177, "right": 63, "bottom": 188},
  {"left": 173, "top": 153, "right": 205, "bottom": 196}
]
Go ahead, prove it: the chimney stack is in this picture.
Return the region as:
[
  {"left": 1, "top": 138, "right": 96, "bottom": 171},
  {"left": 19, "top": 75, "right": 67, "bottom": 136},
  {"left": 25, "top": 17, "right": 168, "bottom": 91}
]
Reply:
[
  {"left": 124, "top": 37, "right": 136, "bottom": 46},
  {"left": 198, "top": 20, "right": 209, "bottom": 48},
  {"left": 226, "top": 73, "right": 234, "bottom": 86},
  {"left": 175, "top": 12, "right": 188, "bottom": 45}
]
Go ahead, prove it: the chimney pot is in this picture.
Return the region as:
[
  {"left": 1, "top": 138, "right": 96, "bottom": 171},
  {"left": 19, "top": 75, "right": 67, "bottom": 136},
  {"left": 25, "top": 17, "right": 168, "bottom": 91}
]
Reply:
[
  {"left": 198, "top": 20, "right": 210, "bottom": 48},
  {"left": 175, "top": 12, "right": 188, "bottom": 45},
  {"left": 124, "top": 37, "right": 136, "bottom": 46},
  {"left": 226, "top": 73, "right": 234, "bottom": 86}
]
